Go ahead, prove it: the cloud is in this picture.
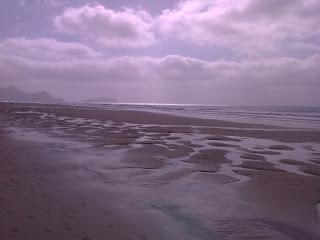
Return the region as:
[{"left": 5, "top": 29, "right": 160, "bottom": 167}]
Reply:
[
  {"left": 48, "top": 0, "right": 65, "bottom": 7},
  {"left": 0, "top": 37, "right": 101, "bottom": 61},
  {"left": 157, "top": 0, "right": 320, "bottom": 57},
  {"left": 54, "top": 4, "right": 155, "bottom": 47},
  {"left": 1, "top": 37, "right": 319, "bottom": 104},
  {"left": 52, "top": 1, "right": 320, "bottom": 56}
]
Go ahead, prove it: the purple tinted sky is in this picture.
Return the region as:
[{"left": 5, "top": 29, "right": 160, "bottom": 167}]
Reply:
[{"left": 0, "top": 0, "right": 319, "bottom": 105}]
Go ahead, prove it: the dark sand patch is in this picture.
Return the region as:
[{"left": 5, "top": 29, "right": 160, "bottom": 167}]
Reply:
[
  {"left": 238, "top": 160, "right": 285, "bottom": 172},
  {"left": 109, "top": 139, "right": 135, "bottom": 146},
  {"left": 254, "top": 145, "right": 265, "bottom": 150},
  {"left": 193, "top": 173, "right": 237, "bottom": 185},
  {"left": 269, "top": 145, "right": 294, "bottom": 151},
  {"left": 240, "top": 153, "right": 266, "bottom": 161},
  {"left": 91, "top": 137, "right": 136, "bottom": 148},
  {"left": 242, "top": 148, "right": 282, "bottom": 155},
  {"left": 301, "top": 166, "right": 320, "bottom": 177},
  {"left": 207, "top": 135, "right": 241, "bottom": 142},
  {"left": 312, "top": 152, "right": 320, "bottom": 157},
  {"left": 153, "top": 168, "right": 196, "bottom": 182},
  {"left": 279, "top": 159, "right": 305, "bottom": 166},
  {"left": 146, "top": 133, "right": 171, "bottom": 138},
  {"left": 303, "top": 145, "right": 315, "bottom": 151},
  {"left": 177, "top": 140, "right": 203, "bottom": 148},
  {"left": 164, "top": 144, "right": 195, "bottom": 158},
  {"left": 186, "top": 149, "right": 230, "bottom": 172},
  {"left": 165, "top": 136, "right": 181, "bottom": 140},
  {"left": 201, "top": 127, "right": 320, "bottom": 143},
  {"left": 208, "top": 142, "right": 238, "bottom": 148},
  {"left": 142, "top": 126, "right": 192, "bottom": 135},
  {"left": 135, "top": 140, "right": 164, "bottom": 145},
  {"left": 279, "top": 159, "right": 320, "bottom": 177},
  {"left": 310, "top": 159, "right": 320, "bottom": 165},
  {"left": 123, "top": 144, "right": 194, "bottom": 169},
  {"left": 317, "top": 202, "right": 320, "bottom": 224},
  {"left": 123, "top": 146, "right": 167, "bottom": 169}
]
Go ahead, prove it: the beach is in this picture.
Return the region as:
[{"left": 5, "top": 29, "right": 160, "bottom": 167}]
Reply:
[{"left": 1, "top": 102, "right": 320, "bottom": 240}]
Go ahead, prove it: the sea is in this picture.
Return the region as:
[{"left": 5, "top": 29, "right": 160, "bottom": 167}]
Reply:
[{"left": 83, "top": 103, "right": 320, "bottom": 129}]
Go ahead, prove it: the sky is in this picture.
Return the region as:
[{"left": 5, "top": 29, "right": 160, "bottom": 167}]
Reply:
[{"left": 0, "top": 0, "right": 319, "bottom": 105}]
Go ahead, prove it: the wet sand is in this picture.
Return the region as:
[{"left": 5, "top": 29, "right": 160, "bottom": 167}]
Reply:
[{"left": 1, "top": 102, "right": 320, "bottom": 239}]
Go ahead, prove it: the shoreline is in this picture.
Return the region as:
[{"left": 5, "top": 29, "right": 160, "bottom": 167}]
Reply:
[
  {"left": 4, "top": 101, "right": 320, "bottom": 130},
  {"left": 79, "top": 102, "right": 320, "bottom": 130},
  {"left": 1, "top": 102, "right": 320, "bottom": 239}
]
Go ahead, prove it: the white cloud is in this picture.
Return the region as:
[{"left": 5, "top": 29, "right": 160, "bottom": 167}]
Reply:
[
  {"left": 0, "top": 37, "right": 101, "bottom": 61},
  {"left": 19, "top": 0, "right": 26, "bottom": 6},
  {"left": 54, "top": 4, "right": 155, "bottom": 47},
  {"left": 157, "top": 0, "right": 320, "bottom": 57},
  {"left": 1, "top": 37, "right": 319, "bottom": 104},
  {"left": 52, "top": 1, "right": 320, "bottom": 56}
]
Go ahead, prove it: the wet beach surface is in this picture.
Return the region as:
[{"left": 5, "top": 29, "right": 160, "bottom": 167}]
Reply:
[{"left": 1, "top": 102, "right": 320, "bottom": 239}]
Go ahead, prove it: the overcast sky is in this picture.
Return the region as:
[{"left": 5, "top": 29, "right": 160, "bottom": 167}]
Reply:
[{"left": 0, "top": 0, "right": 319, "bottom": 105}]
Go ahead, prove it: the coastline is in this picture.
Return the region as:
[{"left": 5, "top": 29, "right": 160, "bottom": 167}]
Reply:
[
  {"left": 1, "top": 102, "right": 320, "bottom": 239},
  {"left": 80, "top": 102, "right": 320, "bottom": 129}
]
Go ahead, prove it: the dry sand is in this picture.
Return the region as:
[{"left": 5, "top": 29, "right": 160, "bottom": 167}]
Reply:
[{"left": 1, "top": 102, "right": 320, "bottom": 240}]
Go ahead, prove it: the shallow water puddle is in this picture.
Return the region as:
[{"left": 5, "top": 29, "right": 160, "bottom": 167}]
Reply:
[{"left": 8, "top": 126, "right": 90, "bottom": 150}]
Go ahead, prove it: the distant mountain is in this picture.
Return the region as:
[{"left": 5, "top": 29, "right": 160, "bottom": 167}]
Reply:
[
  {"left": 0, "top": 86, "right": 65, "bottom": 104},
  {"left": 84, "top": 97, "right": 117, "bottom": 103}
]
